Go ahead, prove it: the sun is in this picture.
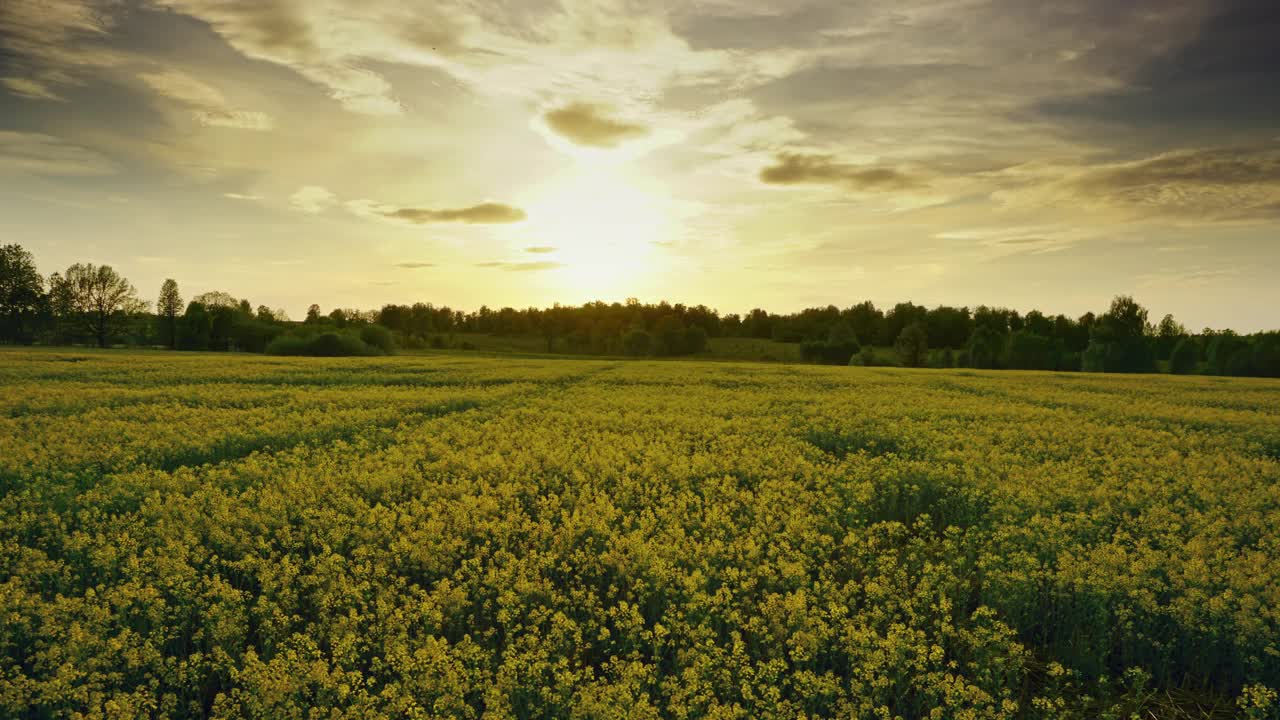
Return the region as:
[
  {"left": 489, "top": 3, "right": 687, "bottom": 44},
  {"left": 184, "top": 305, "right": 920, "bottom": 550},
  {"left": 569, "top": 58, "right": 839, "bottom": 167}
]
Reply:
[{"left": 520, "top": 166, "right": 673, "bottom": 298}]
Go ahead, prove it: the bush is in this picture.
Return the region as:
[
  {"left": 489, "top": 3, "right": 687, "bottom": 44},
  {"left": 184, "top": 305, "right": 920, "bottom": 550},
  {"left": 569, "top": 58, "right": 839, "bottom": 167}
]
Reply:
[
  {"left": 359, "top": 325, "right": 397, "bottom": 354},
  {"left": 1005, "top": 331, "right": 1058, "bottom": 370},
  {"left": 1253, "top": 333, "right": 1280, "bottom": 378},
  {"left": 1083, "top": 337, "right": 1155, "bottom": 374},
  {"left": 895, "top": 323, "right": 928, "bottom": 368},
  {"left": 1169, "top": 338, "right": 1199, "bottom": 375},
  {"left": 802, "top": 339, "right": 861, "bottom": 365},
  {"left": 622, "top": 328, "right": 651, "bottom": 357},
  {"left": 684, "top": 326, "right": 708, "bottom": 354},
  {"left": 853, "top": 345, "right": 878, "bottom": 367},
  {"left": 266, "top": 331, "right": 380, "bottom": 357}
]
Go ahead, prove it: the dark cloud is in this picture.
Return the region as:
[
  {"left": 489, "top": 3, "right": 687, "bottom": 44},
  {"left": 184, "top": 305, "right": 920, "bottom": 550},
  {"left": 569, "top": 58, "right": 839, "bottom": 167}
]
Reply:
[
  {"left": 524, "top": 245, "right": 555, "bottom": 254},
  {"left": 476, "top": 261, "right": 562, "bottom": 272},
  {"left": 760, "top": 153, "right": 924, "bottom": 191},
  {"left": 671, "top": 5, "right": 850, "bottom": 52},
  {"left": 381, "top": 202, "right": 526, "bottom": 224},
  {"left": 1036, "top": 0, "right": 1280, "bottom": 140},
  {"left": 543, "top": 103, "right": 647, "bottom": 148},
  {"left": 394, "top": 261, "right": 434, "bottom": 268}
]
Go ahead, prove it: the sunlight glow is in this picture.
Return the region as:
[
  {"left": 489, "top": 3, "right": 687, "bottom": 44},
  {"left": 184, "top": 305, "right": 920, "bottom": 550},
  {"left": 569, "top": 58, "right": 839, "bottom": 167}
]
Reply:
[{"left": 521, "top": 166, "right": 673, "bottom": 298}]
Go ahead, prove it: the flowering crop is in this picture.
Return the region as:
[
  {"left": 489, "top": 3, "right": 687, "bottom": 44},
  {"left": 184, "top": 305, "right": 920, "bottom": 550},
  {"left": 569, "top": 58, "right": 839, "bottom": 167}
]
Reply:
[{"left": 1, "top": 349, "right": 1277, "bottom": 718}]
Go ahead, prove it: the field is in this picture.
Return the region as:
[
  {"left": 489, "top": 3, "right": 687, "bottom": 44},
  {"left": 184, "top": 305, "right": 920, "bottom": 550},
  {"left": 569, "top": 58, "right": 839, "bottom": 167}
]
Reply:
[{"left": 2, "top": 349, "right": 1278, "bottom": 719}]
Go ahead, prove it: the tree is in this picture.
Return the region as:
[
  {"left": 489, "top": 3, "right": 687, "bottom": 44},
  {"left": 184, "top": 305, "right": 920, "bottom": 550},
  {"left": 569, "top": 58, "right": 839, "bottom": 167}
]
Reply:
[
  {"left": 894, "top": 322, "right": 928, "bottom": 368},
  {"left": 1155, "top": 313, "right": 1185, "bottom": 360},
  {"left": 654, "top": 315, "right": 687, "bottom": 356},
  {"left": 684, "top": 325, "right": 708, "bottom": 354},
  {"left": 305, "top": 304, "right": 322, "bottom": 323},
  {"left": 622, "top": 327, "right": 650, "bottom": 356},
  {"left": 1083, "top": 296, "right": 1154, "bottom": 373},
  {"left": 56, "top": 263, "right": 144, "bottom": 348},
  {"left": 1005, "top": 331, "right": 1057, "bottom": 370},
  {"left": 1169, "top": 338, "right": 1199, "bottom": 375},
  {"left": 157, "top": 279, "right": 182, "bottom": 349},
  {"left": 966, "top": 326, "right": 1003, "bottom": 369},
  {"left": 0, "top": 244, "right": 45, "bottom": 344},
  {"left": 179, "top": 302, "right": 212, "bottom": 350}
]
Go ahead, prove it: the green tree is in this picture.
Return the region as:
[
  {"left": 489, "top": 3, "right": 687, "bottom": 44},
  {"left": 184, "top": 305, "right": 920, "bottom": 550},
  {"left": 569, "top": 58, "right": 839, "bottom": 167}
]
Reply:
[
  {"left": 894, "top": 322, "right": 928, "bottom": 368},
  {"left": 1005, "top": 331, "right": 1057, "bottom": 370},
  {"left": 157, "top": 279, "right": 183, "bottom": 349},
  {"left": 622, "top": 327, "right": 650, "bottom": 356},
  {"left": 966, "top": 326, "right": 1003, "bottom": 369},
  {"left": 179, "top": 302, "right": 212, "bottom": 350},
  {"left": 1155, "top": 313, "right": 1185, "bottom": 360},
  {"left": 1169, "top": 338, "right": 1199, "bottom": 375},
  {"left": 684, "top": 325, "right": 708, "bottom": 354},
  {"left": 0, "top": 244, "right": 45, "bottom": 344},
  {"left": 56, "top": 263, "right": 145, "bottom": 348},
  {"left": 654, "top": 314, "right": 687, "bottom": 356},
  {"left": 1083, "top": 296, "right": 1155, "bottom": 373}
]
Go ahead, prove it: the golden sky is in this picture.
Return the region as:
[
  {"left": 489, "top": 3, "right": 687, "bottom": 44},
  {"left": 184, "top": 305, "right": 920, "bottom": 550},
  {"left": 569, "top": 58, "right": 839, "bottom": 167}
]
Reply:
[{"left": 1, "top": 0, "right": 1278, "bottom": 329}]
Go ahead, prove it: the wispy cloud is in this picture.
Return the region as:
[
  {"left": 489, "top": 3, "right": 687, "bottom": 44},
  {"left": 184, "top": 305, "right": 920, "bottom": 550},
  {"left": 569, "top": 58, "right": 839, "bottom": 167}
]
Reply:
[
  {"left": 995, "top": 145, "right": 1280, "bottom": 222},
  {"left": 290, "top": 186, "right": 337, "bottom": 214},
  {"left": 359, "top": 201, "right": 527, "bottom": 225},
  {"left": 476, "top": 261, "right": 563, "bottom": 272},
  {"left": 1, "top": 76, "right": 64, "bottom": 101},
  {"left": 394, "top": 261, "right": 435, "bottom": 268},
  {"left": 138, "top": 70, "right": 273, "bottom": 130},
  {"left": 0, "top": 131, "right": 116, "bottom": 176}
]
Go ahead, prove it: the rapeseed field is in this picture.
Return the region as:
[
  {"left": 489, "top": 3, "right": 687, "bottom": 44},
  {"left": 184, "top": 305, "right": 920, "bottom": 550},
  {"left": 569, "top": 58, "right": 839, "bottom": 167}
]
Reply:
[{"left": 1, "top": 349, "right": 1277, "bottom": 719}]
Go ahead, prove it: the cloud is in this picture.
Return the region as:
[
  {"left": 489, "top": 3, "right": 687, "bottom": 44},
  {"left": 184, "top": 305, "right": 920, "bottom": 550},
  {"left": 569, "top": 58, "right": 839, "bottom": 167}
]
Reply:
[
  {"left": 997, "top": 145, "right": 1280, "bottom": 221},
  {"left": 394, "top": 262, "right": 435, "bottom": 268},
  {"left": 224, "top": 192, "right": 261, "bottom": 200},
  {"left": 1, "top": 76, "right": 64, "bottom": 101},
  {"left": 137, "top": 70, "right": 273, "bottom": 130},
  {"left": 0, "top": 0, "right": 126, "bottom": 96},
  {"left": 759, "top": 153, "right": 925, "bottom": 191},
  {"left": 290, "top": 185, "right": 337, "bottom": 214},
  {"left": 0, "top": 131, "right": 116, "bottom": 176},
  {"left": 148, "top": 0, "right": 466, "bottom": 115},
  {"left": 476, "top": 261, "right": 563, "bottom": 272},
  {"left": 542, "top": 103, "right": 648, "bottom": 148},
  {"left": 1137, "top": 266, "right": 1242, "bottom": 289},
  {"left": 378, "top": 202, "right": 527, "bottom": 224},
  {"left": 525, "top": 246, "right": 556, "bottom": 254}
]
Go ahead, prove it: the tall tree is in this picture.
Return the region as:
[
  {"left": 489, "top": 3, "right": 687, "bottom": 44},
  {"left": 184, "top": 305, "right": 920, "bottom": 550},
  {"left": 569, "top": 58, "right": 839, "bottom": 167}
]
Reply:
[
  {"left": 58, "top": 263, "right": 145, "bottom": 348},
  {"left": 0, "top": 244, "right": 45, "bottom": 344},
  {"left": 157, "top": 279, "right": 182, "bottom": 349},
  {"left": 894, "top": 322, "right": 929, "bottom": 368}
]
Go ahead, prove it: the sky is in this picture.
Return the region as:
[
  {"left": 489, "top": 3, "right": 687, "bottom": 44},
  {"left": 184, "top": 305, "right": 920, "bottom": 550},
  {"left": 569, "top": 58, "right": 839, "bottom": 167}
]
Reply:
[{"left": 1, "top": 0, "right": 1278, "bottom": 330}]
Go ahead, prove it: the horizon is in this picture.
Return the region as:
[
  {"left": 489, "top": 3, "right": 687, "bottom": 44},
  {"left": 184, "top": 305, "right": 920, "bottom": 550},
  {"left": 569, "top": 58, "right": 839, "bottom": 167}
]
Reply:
[{"left": 3, "top": 0, "right": 1279, "bottom": 332}]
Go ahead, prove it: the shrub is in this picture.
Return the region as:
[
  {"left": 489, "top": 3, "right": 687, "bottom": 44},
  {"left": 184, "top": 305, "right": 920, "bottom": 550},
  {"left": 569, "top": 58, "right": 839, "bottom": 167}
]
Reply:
[
  {"left": 802, "top": 339, "right": 861, "bottom": 365},
  {"left": 359, "top": 325, "right": 397, "bottom": 354},
  {"left": 895, "top": 323, "right": 928, "bottom": 368},
  {"left": 684, "top": 325, "right": 708, "bottom": 354},
  {"left": 622, "top": 328, "right": 651, "bottom": 357},
  {"left": 1005, "top": 331, "right": 1057, "bottom": 370},
  {"left": 1169, "top": 338, "right": 1199, "bottom": 375},
  {"left": 266, "top": 331, "right": 378, "bottom": 357}
]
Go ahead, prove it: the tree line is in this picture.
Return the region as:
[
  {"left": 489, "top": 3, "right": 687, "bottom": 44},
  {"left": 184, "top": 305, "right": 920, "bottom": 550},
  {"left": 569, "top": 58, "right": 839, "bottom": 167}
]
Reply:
[{"left": 1, "top": 243, "right": 1276, "bottom": 375}]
